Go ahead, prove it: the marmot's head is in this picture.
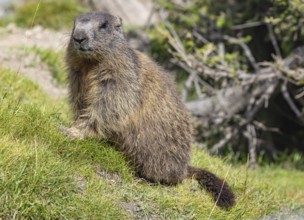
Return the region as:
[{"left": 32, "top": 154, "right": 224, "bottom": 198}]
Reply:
[{"left": 69, "top": 12, "right": 125, "bottom": 58}]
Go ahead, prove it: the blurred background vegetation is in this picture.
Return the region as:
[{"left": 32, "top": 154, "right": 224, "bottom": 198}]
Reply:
[
  {"left": 0, "top": 0, "right": 303, "bottom": 168},
  {"left": 147, "top": 0, "right": 304, "bottom": 169}
]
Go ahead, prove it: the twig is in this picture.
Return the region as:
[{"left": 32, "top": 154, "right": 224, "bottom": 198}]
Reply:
[
  {"left": 218, "top": 42, "right": 225, "bottom": 64},
  {"left": 281, "top": 80, "right": 304, "bottom": 124},
  {"left": 245, "top": 124, "right": 257, "bottom": 168},
  {"left": 223, "top": 35, "right": 260, "bottom": 72},
  {"left": 295, "top": 89, "right": 304, "bottom": 99},
  {"left": 245, "top": 81, "right": 278, "bottom": 122},
  {"left": 181, "top": 66, "right": 197, "bottom": 101},
  {"left": 266, "top": 23, "right": 282, "bottom": 58},
  {"left": 194, "top": 77, "right": 204, "bottom": 98},
  {"left": 157, "top": 25, "right": 191, "bottom": 67},
  {"left": 253, "top": 120, "right": 280, "bottom": 133},
  {"left": 159, "top": 8, "right": 186, "bottom": 62},
  {"left": 144, "top": 5, "right": 157, "bottom": 30},
  {"left": 210, "top": 128, "right": 237, "bottom": 154},
  {"left": 175, "top": 61, "right": 215, "bottom": 95},
  {"left": 193, "top": 30, "right": 210, "bottom": 44},
  {"left": 232, "top": 21, "right": 266, "bottom": 30}
]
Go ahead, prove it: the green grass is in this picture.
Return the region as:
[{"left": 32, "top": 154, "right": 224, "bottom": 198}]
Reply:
[{"left": 0, "top": 67, "right": 303, "bottom": 219}]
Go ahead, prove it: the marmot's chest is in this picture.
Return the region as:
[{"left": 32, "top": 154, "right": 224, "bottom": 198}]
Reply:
[
  {"left": 78, "top": 68, "right": 117, "bottom": 106},
  {"left": 76, "top": 69, "right": 100, "bottom": 108}
]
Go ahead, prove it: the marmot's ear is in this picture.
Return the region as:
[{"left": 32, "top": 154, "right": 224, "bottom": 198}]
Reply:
[
  {"left": 117, "top": 16, "right": 123, "bottom": 27},
  {"left": 115, "top": 16, "right": 124, "bottom": 36}
]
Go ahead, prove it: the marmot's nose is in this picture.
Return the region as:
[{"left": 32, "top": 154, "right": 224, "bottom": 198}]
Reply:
[{"left": 73, "top": 35, "right": 87, "bottom": 44}]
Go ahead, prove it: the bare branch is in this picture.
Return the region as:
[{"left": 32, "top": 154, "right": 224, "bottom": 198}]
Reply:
[
  {"left": 266, "top": 23, "right": 282, "bottom": 58},
  {"left": 159, "top": 9, "right": 186, "bottom": 61},
  {"left": 193, "top": 30, "right": 210, "bottom": 44},
  {"left": 144, "top": 5, "right": 157, "bottom": 30},
  {"left": 174, "top": 60, "right": 215, "bottom": 95},
  {"left": 245, "top": 80, "right": 278, "bottom": 122},
  {"left": 281, "top": 80, "right": 304, "bottom": 124},
  {"left": 194, "top": 77, "right": 204, "bottom": 98},
  {"left": 181, "top": 65, "right": 197, "bottom": 101},
  {"left": 253, "top": 120, "right": 280, "bottom": 133},
  {"left": 245, "top": 124, "right": 257, "bottom": 168},
  {"left": 232, "top": 21, "right": 266, "bottom": 30},
  {"left": 295, "top": 89, "right": 304, "bottom": 99},
  {"left": 210, "top": 128, "right": 238, "bottom": 154},
  {"left": 223, "top": 35, "right": 260, "bottom": 72}
]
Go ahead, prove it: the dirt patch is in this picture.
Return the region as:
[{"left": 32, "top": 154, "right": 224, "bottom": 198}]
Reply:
[
  {"left": 73, "top": 174, "right": 86, "bottom": 192},
  {"left": 95, "top": 167, "right": 123, "bottom": 185},
  {"left": 119, "top": 201, "right": 162, "bottom": 220},
  {"left": 260, "top": 206, "right": 304, "bottom": 220},
  {"left": 0, "top": 24, "right": 68, "bottom": 99},
  {"left": 0, "top": 24, "right": 69, "bottom": 50}
]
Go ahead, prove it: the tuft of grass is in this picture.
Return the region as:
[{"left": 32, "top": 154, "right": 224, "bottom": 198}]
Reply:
[
  {"left": 12, "top": 0, "right": 86, "bottom": 30},
  {"left": 0, "top": 67, "right": 303, "bottom": 219}
]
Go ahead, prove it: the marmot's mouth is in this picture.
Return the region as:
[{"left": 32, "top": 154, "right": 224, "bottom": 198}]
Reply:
[
  {"left": 78, "top": 47, "right": 93, "bottom": 53},
  {"left": 73, "top": 42, "right": 93, "bottom": 53}
]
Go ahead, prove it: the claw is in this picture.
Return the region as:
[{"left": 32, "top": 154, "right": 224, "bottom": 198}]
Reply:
[{"left": 58, "top": 125, "right": 83, "bottom": 140}]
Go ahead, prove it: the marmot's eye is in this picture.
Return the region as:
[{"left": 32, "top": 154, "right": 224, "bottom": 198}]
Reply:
[{"left": 99, "top": 21, "right": 108, "bottom": 29}]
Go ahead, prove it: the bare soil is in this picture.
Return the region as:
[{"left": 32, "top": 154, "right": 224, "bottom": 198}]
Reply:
[{"left": 0, "top": 24, "right": 68, "bottom": 99}]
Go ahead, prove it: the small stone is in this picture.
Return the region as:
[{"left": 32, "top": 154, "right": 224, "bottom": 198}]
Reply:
[{"left": 6, "top": 23, "right": 17, "bottom": 33}]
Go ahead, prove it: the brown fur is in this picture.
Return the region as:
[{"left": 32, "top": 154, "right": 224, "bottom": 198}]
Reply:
[{"left": 62, "top": 12, "right": 235, "bottom": 208}]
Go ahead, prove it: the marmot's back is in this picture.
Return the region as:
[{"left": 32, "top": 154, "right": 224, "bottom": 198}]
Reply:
[{"left": 117, "top": 51, "right": 193, "bottom": 184}]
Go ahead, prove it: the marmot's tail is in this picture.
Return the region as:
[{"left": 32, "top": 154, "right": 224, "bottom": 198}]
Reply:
[{"left": 187, "top": 166, "right": 235, "bottom": 208}]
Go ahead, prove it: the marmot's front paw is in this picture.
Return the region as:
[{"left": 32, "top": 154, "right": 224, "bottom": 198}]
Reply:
[{"left": 58, "top": 125, "right": 84, "bottom": 140}]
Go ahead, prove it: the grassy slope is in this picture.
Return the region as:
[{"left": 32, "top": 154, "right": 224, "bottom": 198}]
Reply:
[{"left": 0, "top": 67, "right": 303, "bottom": 219}]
